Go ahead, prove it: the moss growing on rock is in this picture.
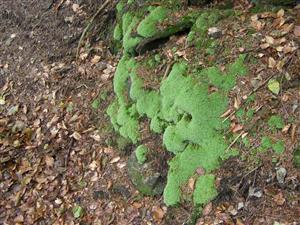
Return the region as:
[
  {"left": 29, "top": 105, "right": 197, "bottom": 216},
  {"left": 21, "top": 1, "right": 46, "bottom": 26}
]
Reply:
[
  {"left": 137, "top": 6, "right": 169, "bottom": 38},
  {"left": 135, "top": 145, "right": 149, "bottom": 164}
]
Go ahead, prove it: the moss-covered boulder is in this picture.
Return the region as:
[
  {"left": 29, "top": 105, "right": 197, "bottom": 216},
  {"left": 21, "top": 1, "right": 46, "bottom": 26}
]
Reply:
[
  {"left": 127, "top": 149, "right": 165, "bottom": 196},
  {"left": 113, "top": 0, "right": 199, "bottom": 54}
]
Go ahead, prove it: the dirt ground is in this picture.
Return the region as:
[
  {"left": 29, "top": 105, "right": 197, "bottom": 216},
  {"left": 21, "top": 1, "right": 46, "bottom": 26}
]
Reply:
[{"left": 0, "top": 0, "right": 299, "bottom": 225}]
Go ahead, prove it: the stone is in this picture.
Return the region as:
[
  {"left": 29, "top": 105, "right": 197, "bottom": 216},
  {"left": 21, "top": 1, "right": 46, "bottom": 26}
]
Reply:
[
  {"left": 127, "top": 151, "right": 165, "bottom": 196},
  {"left": 276, "top": 167, "right": 287, "bottom": 184}
]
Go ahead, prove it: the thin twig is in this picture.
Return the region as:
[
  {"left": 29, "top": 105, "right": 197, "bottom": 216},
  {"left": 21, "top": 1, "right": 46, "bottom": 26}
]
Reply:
[
  {"left": 225, "top": 131, "right": 245, "bottom": 152},
  {"left": 76, "top": 0, "right": 113, "bottom": 60},
  {"left": 163, "top": 63, "right": 173, "bottom": 80}
]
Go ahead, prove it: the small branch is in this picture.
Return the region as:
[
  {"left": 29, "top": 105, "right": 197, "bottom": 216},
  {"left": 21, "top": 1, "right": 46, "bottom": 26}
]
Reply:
[{"left": 225, "top": 131, "right": 245, "bottom": 152}]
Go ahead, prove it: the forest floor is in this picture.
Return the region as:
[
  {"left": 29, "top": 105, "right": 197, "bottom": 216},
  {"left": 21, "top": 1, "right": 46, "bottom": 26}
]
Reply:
[{"left": 0, "top": 0, "right": 299, "bottom": 225}]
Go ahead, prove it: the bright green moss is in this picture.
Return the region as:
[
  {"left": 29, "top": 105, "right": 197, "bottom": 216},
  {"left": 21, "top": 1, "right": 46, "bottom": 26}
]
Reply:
[
  {"left": 135, "top": 145, "right": 149, "bottom": 164},
  {"left": 164, "top": 144, "right": 223, "bottom": 206},
  {"left": 137, "top": 6, "right": 169, "bottom": 38},
  {"left": 193, "top": 175, "right": 218, "bottom": 205},
  {"left": 261, "top": 136, "right": 272, "bottom": 149},
  {"left": 116, "top": 0, "right": 126, "bottom": 12},
  {"left": 260, "top": 136, "right": 285, "bottom": 154},
  {"left": 268, "top": 115, "right": 284, "bottom": 130},
  {"left": 123, "top": 16, "right": 143, "bottom": 54},
  {"left": 113, "top": 23, "right": 123, "bottom": 41},
  {"left": 116, "top": 104, "right": 140, "bottom": 143},
  {"left": 273, "top": 140, "right": 285, "bottom": 154}
]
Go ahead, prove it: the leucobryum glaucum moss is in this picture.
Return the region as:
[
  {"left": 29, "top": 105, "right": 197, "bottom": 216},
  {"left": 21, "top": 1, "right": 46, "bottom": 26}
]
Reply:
[{"left": 108, "top": 0, "right": 248, "bottom": 207}]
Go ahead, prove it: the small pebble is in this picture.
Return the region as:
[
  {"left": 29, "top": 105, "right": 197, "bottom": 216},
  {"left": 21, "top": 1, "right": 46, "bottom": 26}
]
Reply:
[{"left": 276, "top": 167, "right": 287, "bottom": 184}]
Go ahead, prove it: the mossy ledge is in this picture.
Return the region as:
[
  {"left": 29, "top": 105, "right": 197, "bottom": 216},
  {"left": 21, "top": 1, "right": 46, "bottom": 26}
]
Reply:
[{"left": 108, "top": 0, "right": 248, "bottom": 209}]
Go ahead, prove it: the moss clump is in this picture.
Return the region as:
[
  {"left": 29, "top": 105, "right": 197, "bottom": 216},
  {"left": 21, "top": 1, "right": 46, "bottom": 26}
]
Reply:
[
  {"left": 193, "top": 174, "right": 218, "bottom": 205},
  {"left": 137, "top": 6, "right": 169, "bottom": 38},
  {"left": 163, "top": 144, "right": 224, "bottom": 206},
  {"left": 260, "top": 136, "right": 285, "bottom": 154},
  {"left": 109, "top": 54, "right": 247, "bottom": 205},
  {"left": 135, "top": 145, "right": 149, "bottom": 164},
  {"left": 113, "top": 23, "right": 123, "bottom": 41},
  {"left": 268, "top": 115, "right": 284, "bottom": 130}
]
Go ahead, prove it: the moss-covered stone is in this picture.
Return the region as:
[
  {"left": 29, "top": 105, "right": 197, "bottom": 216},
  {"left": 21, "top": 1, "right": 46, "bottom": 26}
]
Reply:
[
  {"left": 127, "top": 151, "right": 165, "bottom": 195},
  {"left": 135, "top": 145, "right": 149, "bottom": 164},
  {"left": 137, "top": 6, "right": 169, "bottom": 38}
]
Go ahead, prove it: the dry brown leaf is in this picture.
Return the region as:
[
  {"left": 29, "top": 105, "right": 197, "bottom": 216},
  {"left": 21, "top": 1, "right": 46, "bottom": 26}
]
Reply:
[
  {"left": 268, "top": 57, "right": 276, "bottom": 68},
  {"left": 276, "top": 46, "right": 283, "bottom": 52},
  {"left": 188, "top": 177, "right": 196, "bottom": 190},
  {"left": 274, "top": 37, "right": 286, "bottom": 45},
  {"left": 273, "top": 17, "right": 285, "bottom": 28},
  {"left": 294, "top": 25, "right": 300, "bottom": 37},
  {"left": 282, "top": 23, "right": 294, "bottom": 33},
  {"left": 277, "top": 9, "right": 285, "bottom": 18},
  {"left": 276, "top": 59, "right": 285, "bottom": 71},
  {"left": 110, "top": 156, "right": 120, "bottom": 164},
  {"left": 260, "top": 12, "right": 275, "bottom": 18},
  {"left": 282, "top": 124, "right": 291, "bottom": 134},
  {"left": 70, "top": 131, "right": 81, "bottom": 140},
  {"left": 251, "top": 14, "right": 259, "bottom": 21},
  {"left": 152, "top": 206, "right": 165, "bottom": 221},
  {"left": 265, "top": 36, "right": 275, "bottom": 45},
  {"left": 221, "top": 109, "right": 232, "bottom": 118},
  {"left": 45, "top": 155, "right": 54, "bottom": 167},
  {"left": 234, "top": 97, "right": 241, "bottom": 109},
  {"left": 251, "top": 20, "right": 264, "bottom": 31},
  {"left": 133, "top": 202, "right": 143, "bottom": 209},
  {"left": 91, "top": 55, "right": 101, "bottom": 64},
  {"left": 232, "top": 124, "right": 244, "bottom": 133},
  {"left": 283, "top": 46, "right": 297, "bottom": 54},
  {"left": 274, "top": 192, "right": 285, "bottom": 206},
  {"left": 202, "top": 202, "right": 213, "bottom": 216}
]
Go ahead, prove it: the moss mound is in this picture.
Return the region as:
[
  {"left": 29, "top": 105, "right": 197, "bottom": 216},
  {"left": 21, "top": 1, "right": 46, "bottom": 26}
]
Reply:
[{"left": 108, "top": 2, "right": 248, "bottom": 209}]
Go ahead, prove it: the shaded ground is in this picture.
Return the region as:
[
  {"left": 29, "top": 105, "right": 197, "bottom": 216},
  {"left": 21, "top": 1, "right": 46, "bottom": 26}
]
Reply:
[{"left": 0, "top": 0, "right": 299, "bottom": 225}]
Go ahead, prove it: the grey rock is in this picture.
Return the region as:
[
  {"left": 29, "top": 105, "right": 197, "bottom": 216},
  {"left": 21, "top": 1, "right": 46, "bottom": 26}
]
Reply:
[
  {"left": 127, "top": 151, "right": 165, "bottom": 196},
  {"left": 276, "top": 167, "right": 287, "bottom": 184}
]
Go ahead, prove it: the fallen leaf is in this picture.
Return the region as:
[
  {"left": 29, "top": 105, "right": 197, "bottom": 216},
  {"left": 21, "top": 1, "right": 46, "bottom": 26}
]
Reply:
[
  {"left": 91, "top": 55, "right": 101, "bottom": 64},
  {"left": 188, "top": 177, "right": 195, "bottom": 190},
  {"left": 266, "top": 36, "right": 275, "bottom": 45},
  {"left": 110, "top": 156, "right": 120, "bottom": 164},
  {"left": 152, "top": 206, "right": 165, "bottom": 221},
  {"left": 45, "top": 155, "right": 54, "bottom": 167},
  {"left": 277, "top": 9, "right": 285, "bottom": 18},
  {"left": 282, "top": 124, "right": 291, "bottom": 134},
  {"left": 268, "top": 57, "right": 276, "bottom": 68},
  {"left": 202, "top": 202, "right": 212, "bottom": 216},
  {"left": 260, "top": 43, "right": 270, "bottom": 49},
  {"left": 274, "top": 192, "right": 285, "bottom": 206},
  {"left": 268, "top": 79, "right": 280, "bottom": 95},
  {"left": 294, "top": 25, "right": 300, "bottom": 37},
  {"left": 70, "top": 131, "right": 82, "bottom": 140}
]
